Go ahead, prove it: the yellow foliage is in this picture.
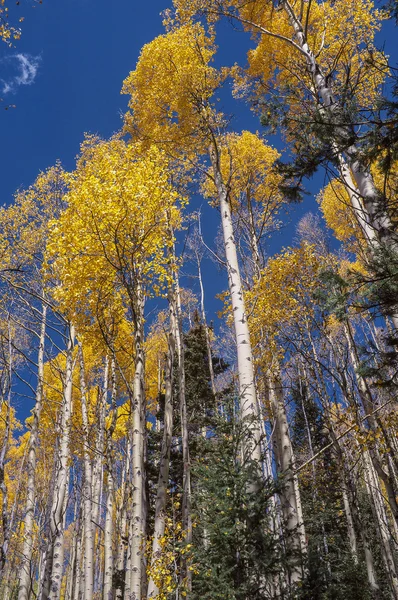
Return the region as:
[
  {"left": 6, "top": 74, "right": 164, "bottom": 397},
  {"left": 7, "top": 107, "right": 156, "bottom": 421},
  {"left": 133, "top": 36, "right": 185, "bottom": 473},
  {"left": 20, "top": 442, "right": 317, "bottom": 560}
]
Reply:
[
  {"left": 202, "top": 130, "right": 283, "bottom": 219},
  {"left": 122, "top": 22, "right": 223, "bottom": 158},
  {"left": 319, "top": 177, "right": 364, "bottom": 251},
  {"left": 319, "top": 161, "right": 398, "bottom": 255},
  {"left": 247, "top": 244, "right": 327, "bottom": 365},
  {"left": 241, "top": 0, "right": 387, "bottom": 110},
  {"left": 146, "top": 511, "right": 189, "bottom": 599},
  {"left": 0, "top": 162, "right": 66, "bottom": 274},
  {"left": 0, "top": 0, "right": 22, "bottom": 45},
  {"left": 46, "top": 136, "right": 183, "bottom": 337}
]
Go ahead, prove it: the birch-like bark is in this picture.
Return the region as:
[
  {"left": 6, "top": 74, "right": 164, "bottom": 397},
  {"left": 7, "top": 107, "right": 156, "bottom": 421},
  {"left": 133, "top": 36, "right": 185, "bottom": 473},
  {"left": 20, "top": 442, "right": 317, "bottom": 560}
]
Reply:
[
  {"left": 125, "top": 285, "right": 146, "bottom": 600},
  {"left": 304, "top": 333, "right": 380, "bottom": 589},
  {"left": 280, "top": 0, "right": 397, "bottom": 249},
  {"left": 174, "top": 263, "right": 193, "bottom": 592},
  {"left": 92, "top": 357, "right": 109, "bottom": 529},
  {"left": 18, "top": 304, "right": 47, "bottom": 600},
  {"left": 209, "top": 143, "right": 262, "bottom": 463},
  {"left": 363, "top": 449, "right": 398, "bottom": 598},
  {"left": 72, "top": 519, "right": 83, "bottom": 600},
  {"left": 268, "top": 369, "right": 307, "bottom": 585},
  {"left": 116, "top": 436, "right": 131, "bottom": 600},
  {"left": 0, "top": 320, "right": 13, "bottom": 579},
  {"left": 195, "top": 214, "right": 217, "bottom": 398},
  {"left": 103, "top": 356, "right": 117, "bottom": 600},
  {"left": 77, "top": 342, "right": 94, "bottom": 600},
  {"left": 344, "top": 320, "right": 398, "bottom": 526},
  {"left": 39, "top": 322, "right": 75, "bottom": 600},
  {"left": 147, "top": 288, "right": 176, "bottom": 598}
]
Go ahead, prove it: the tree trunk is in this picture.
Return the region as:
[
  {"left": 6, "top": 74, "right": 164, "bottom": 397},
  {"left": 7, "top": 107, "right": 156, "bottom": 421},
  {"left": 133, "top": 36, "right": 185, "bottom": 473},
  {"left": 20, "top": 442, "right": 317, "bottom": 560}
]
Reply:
[
  {"left": 0, "top": 320, "right": 13, "bottom": 579},
  {"left": 209, "top": 142, "right": 262, "bottom": 463},
  {"left": 268, "top": 369, "right": 307, "bottom": 586},
  {"left": 18, "top": 304, "right": 47, "bottom": 600},
  {"left": 147, "top": 287, "right": 176, "bottom": 598},
  {"left": 103, "top": 356, "right": 117, "bottom": 600},
  {"left": 174, "top": 264, "right": 193, "bottom": 593},
  {"left": 39, "top": 322, "right": 75, "bottom": 600},
  {"left": 77, "top": 342, "right": 95, "bottom": 600},
  {"left": 125, "top": 285, "right": 146, "bottom": 600}
]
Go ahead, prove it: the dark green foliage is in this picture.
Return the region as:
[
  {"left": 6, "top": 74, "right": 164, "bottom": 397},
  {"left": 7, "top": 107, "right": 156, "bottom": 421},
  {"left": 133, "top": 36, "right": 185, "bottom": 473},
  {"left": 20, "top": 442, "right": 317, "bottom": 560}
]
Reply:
[
  {"left": 190, "top": 400, "right": 279, "bottom": 600},
  {"left": 290, "top": 381, "right": 372, "bottom": 600},
  {"left": 313, "top": 268, "right": 350, "bottom": 320},
  {"left": 357, "top": 244, "right": 398, "bottom": 320},
  {"left": 184, "top": 314, "right": 227, "bottom": 429}
]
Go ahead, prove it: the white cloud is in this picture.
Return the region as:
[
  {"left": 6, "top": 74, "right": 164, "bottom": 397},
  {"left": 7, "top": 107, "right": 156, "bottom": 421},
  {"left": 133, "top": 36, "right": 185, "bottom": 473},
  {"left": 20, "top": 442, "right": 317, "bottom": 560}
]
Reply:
[{"left": 1, "top": 53, "right": 41, "bottom": 95}]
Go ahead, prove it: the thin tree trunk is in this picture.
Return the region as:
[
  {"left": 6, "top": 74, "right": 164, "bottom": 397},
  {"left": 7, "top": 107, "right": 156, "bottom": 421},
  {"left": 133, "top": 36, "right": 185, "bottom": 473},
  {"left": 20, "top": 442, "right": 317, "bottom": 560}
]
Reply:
[
  {"left": 268, "top": 369, "right": 307, "bottom": 586},
  {"left": 125, "top": 285, "right": 146, "bottom": 600},
  {"left": 147, "top": 287, "right": 176, "bottom": 598},
  {"left": 39, "top": 322, "right": 75, "bottom": 600},
  {"left": 363, "top": 449, "right": 398, "bottom": 598},
  {"left": 18, "top": 304, "right": 47, "bottom": 600},
  {"left": 0, "top": 319, "right": 13, "bottom": 579},
  {"left": 174, "top": 262, "right": 193, "bottom": 593},
  {"left": 77, "top": 342, "right": 94, "bottom": 600},
  {"left": 103, "top": 356, "right": 117, "bottom": 600},
  {"left": 209, "top": 142, "right": 262, "bottom": 463}
]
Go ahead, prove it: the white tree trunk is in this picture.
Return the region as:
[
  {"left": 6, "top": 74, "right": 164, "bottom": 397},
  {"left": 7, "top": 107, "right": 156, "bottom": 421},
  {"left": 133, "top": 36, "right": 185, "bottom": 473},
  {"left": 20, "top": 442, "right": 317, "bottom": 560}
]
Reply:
[
  {"left": 209, "top": 143, "right": 262, "bottom": 463},
  {"left": 147, "top": 288, "right": 176, "bottom": 598},
  {"left": 174, "top": 263, "right": 193, "bottom": 592},
  {"left": 77, "top": 342, "right": 94, "bottom": 600},
  {"left": 363, "top": 449, "right": 398, "bottom": 598},
  {"left": 18, "top": 304, "right": 47, "bottom": 600},
  {"left": 39, "top": 322, "right": 74, "bottom": 600},
  {"left": 268, "top": 370, "right": 307, "bottom": 585},
  {"left": 126, "top": 286, "right": 146, "bottom": 600},
  {"left": 103, "top": 356, "right": 117, "bottom": 600}
]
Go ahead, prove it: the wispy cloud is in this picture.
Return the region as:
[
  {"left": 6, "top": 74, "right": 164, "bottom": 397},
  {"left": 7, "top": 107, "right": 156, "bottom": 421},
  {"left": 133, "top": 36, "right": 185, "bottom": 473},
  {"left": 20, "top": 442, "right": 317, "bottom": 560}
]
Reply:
[{"left": 1, "top": 53, "right": 41, "bottom": 95}]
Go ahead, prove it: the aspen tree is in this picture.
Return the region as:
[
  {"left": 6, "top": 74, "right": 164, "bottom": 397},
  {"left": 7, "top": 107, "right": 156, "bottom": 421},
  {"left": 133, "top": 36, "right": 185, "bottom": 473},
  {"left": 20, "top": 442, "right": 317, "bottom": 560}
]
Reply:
[
  {"left": 147, "top": 275, "right": 176, "bottom": 598},
  {"left": 122, "top": 24, "right": 281, "bottom": 463},
  {"left": 18, "top": 304, "right": 47, "bottom": 600},
  {"left": 77, "top": 342, "right": 94, "bottom": 600},
  {"left": 46, "top": 136, "right": 182, "bottom": 600},
  {"left": 39, "top": 322, "right": 75, "bottom": 600},
  {"left": 173, "top": 0, "right": 394, "bottom": 249},
  {"left": 103, "top": 356, "right": 117, "bottom": 600}
]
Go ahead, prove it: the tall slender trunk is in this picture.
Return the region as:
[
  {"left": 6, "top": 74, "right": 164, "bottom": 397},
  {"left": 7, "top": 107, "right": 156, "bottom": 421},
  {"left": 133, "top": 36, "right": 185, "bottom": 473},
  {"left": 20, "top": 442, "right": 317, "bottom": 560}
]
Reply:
[
  {"left": 209, "top": 142, "right": 261, "bottom": 463},
  {"left": 362, "top": 449, "right": 398, "bottom": 598},
  {"left": 195, "top": 213, "right": 217, "bottom": 398},
  {"left": 268, "top": 369, "right": 307, "bottom": 586},
  {"left": 197, "top": 252, "right": 216, "bottom": 398},
  {"left": 344, "top": 320, "right": 398, "bottom": 526},
  {"left": 174, "top": 262, "right": 193, "bottom": 593},
  {"left": 18, "top": 304, "right": 47, "bottom": 600},
  {"left": 39, "top": 322, "right": 75, "bottom": 600},
  {"left": 147, "top": 287, "right": 176, "bottom": 598},
  {"left": 116, "top": 437, "right": 131, "bottom": 600},
  {"left": 305, "top": 331, "right": 380, "bottom": 590},
  {"left": 103, "top": 356, "right": 117, "bottom": 600},
  {"left": 92, "top": 357, "right": 109, "bottom": 530},
  {"left": 77, "top": 342, "right": 94, "bottom": 600},
  {"left": 0, "top": 318, "right": 13, "bottom": 579},
  {"left": 125, "top": 285, "right": 146, "bottom": 600}
]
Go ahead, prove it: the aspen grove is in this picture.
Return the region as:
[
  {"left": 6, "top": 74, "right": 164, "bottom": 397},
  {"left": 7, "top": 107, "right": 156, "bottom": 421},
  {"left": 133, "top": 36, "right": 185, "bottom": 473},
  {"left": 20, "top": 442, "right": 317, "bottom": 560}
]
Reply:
[{"left": 1, "top": 0, "right": 398, "bottom": 598}]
